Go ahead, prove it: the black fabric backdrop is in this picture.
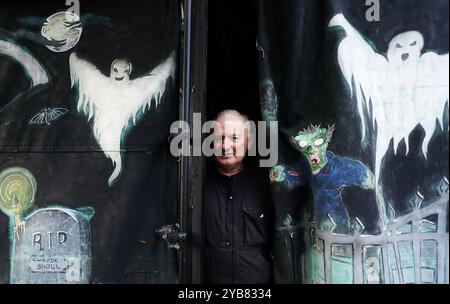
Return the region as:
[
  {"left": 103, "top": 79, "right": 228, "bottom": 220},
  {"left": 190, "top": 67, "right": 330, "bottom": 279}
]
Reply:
[
  {"left": 258, "top": 0, "right": 449, "bottom": 283},
  {"left": 2, "top": 0, "right": 447, "bottom": 285},
  {"left": 0, "top": 0, "right": 179, "bottom": 283}
]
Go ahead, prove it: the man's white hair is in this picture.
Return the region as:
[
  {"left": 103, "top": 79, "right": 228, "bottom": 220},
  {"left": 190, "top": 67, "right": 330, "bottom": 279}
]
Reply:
[
  {"left": 215, "top": 109, "right": 255, "bottom": 145},
  {"left": 215, "top": 109, "right": 249, "bottom": 123}
]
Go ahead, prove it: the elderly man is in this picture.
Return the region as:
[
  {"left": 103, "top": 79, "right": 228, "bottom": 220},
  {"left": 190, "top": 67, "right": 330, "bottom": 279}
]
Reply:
[{"left": 203, "top": 109, "right": 274, "bottom": 284}]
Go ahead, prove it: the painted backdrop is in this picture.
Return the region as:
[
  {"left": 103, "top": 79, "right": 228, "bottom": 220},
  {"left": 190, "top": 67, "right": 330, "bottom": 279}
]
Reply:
[
  {"left": 0, "top": 0, "right": 179, "bottom": 283},
  {"left": 259, "top": 0, "right": 449, "bottom": 284}
]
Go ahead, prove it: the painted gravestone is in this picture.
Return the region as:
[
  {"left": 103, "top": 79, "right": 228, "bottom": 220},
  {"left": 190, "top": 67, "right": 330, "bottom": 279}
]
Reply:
[
  {"left": 10, "top": 207, "right": 94, "bottom": 284},
  {"left": 0, "top": 167, "right": 94, "bottom": 284}
]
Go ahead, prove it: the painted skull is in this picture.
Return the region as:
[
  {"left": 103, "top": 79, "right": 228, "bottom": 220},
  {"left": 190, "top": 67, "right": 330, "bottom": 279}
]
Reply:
[
  {"left": 110, "top": 59, "right": 133, "bottom": 82},
  {"left": 292, "top": 125, "right": 335, "bottom": 175},
  {"left": 387, "top": 31, "right": 424, "bottom": 64}
]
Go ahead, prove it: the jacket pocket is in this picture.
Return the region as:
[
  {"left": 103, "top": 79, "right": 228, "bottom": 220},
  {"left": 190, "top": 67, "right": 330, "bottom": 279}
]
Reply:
[
  {"left": 243, "top": 207, "right": 270, "bottom": 247},
  {"left": 238, "top": 248, "right": 274, "bottom": 284}
]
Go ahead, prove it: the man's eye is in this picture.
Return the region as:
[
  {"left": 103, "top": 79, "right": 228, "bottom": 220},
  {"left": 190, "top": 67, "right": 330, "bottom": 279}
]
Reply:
[
  {"left": 314, "top": 138, "right": 324, "bottom": 146},
  {"left": 298, "top": 141, "right": 308, "bottom": 148}
]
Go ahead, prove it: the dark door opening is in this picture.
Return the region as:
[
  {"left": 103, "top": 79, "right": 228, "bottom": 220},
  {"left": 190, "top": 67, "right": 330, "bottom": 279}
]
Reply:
[
  {"left": 207, "top": 0, "right": 260, "bottom": 123},
  {"left": 193, "top": 1, "right": 268, "bottom": 284}
]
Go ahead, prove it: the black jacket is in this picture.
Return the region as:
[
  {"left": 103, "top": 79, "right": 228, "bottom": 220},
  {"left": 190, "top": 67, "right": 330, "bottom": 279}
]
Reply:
[{"left": 202, "top": 163, "right": 274, "bottom": 284}]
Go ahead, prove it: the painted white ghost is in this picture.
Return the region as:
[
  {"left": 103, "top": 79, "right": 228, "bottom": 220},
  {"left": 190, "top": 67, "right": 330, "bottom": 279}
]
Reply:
[
  {"left": 329, "top": 13, "right": 449, "bottom": 185},
  {"left": 69, "top": 52, "right": 175, "bottom": 186}
]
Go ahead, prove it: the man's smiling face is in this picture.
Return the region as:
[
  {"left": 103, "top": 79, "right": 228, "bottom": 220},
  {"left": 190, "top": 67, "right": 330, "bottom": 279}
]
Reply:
[{"left": 213, "top": 114, "right": 250, "bottom": 172}]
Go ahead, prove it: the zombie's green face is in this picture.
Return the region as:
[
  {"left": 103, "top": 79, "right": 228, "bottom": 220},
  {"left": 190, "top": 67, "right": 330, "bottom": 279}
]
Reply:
[{"left": 292, "top": 125, "right": 334, "bottom": 174}]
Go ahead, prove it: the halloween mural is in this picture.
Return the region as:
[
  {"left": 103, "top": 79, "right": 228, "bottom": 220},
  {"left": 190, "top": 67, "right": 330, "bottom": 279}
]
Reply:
[
  {"left": 1, "top": 0, "right": 448, "bottom": 285},
  {"left": 260, "top": 0, "right": 449, "bottom": 284},
  {"left": 0, "top": 0, "right": 179, "bottom": 283}
]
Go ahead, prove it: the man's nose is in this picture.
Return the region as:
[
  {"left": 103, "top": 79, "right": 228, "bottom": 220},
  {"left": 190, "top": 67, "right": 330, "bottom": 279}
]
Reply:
[{"left": 223, "top": 137, "right": 233, "bottom": 150}]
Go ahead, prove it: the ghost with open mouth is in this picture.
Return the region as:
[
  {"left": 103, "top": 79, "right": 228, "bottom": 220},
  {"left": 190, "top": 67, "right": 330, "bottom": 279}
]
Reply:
[{"left": 329, "top": 13, "right": 449, "bottom": 187}]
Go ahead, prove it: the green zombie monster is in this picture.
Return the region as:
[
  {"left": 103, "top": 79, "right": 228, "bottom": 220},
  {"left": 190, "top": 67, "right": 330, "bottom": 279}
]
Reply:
[{"left": 270, "top": 125, "right": 389, "bottom": 234}]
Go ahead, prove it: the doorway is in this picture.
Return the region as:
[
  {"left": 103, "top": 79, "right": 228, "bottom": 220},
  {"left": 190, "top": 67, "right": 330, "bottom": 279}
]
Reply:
[{"left": 207, "top": 0, "right": 260, "bottom": 123}]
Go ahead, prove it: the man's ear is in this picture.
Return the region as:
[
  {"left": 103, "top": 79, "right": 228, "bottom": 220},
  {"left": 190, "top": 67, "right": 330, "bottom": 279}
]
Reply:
[
  {"left": 243, "top": 121, "right": 256, "bottom": 149},
  {"left": 246, "top": 134, "right": 255, "bottom": 157},
  {"left": 247, "top": 132, "right": 254, "bottom": 146}
]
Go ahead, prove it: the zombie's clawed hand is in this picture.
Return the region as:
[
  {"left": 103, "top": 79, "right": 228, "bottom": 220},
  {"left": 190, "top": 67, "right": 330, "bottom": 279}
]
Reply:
[{"left": 270, "top": 166, "right": 286, "bottom": 183}]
